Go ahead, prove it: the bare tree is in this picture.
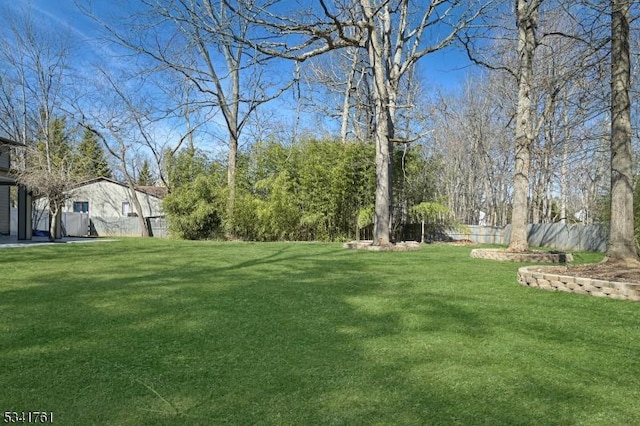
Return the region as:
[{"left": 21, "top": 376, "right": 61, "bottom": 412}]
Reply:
[
  {"left": 227, "top": 0, "right": 495, "bottom": 246},
  {"left": 0, "top": 7, "right": 73, "bottom": 147},
  {"left": 81, "top": 0, "right": 294, "bottom": 236},
  {"left": 133, "top": 76, "right": 205, "bottom": 193},
  {"left": 523, "top": 4, "right": 610, "bottom": 226},
  {"left": 431, "top": 72, "right": 514, "bottom": 228},
  {"left": 459, "top": 1, "right": 614, "bottom": 249},
  {"left": 0, "top": 5, "right": 77, "bottom": 240},
  {"left": 78, "top": 68, "right": 157, "bottom": 237},
  {"left": 303, "top": 46, "right": 375, "bottom": 142},
  {"left": 15, "top": 145, "right": 76, "bottom": 241},
  {"left": 506, "top": 0, "right": 543, "bottom": 251},
  {"left": 361, "top": 0, "right": 497, "bottom": 245}
]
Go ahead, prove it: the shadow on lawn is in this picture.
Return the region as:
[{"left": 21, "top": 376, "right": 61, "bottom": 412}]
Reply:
[{"left": 0, "top": 242, "right": 631, "bottom": 424}]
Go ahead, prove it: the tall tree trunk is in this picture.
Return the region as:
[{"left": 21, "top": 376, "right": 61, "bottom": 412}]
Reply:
[
  {"left": 559, "top": 110, "right": 569, "bottom": 223},
  {"left": 341, "top": 48, "right": 359, "bottom": 143},
  {"left": 48, "top": 200, "right": 62, "bottom": 242},
  {"left": 125, "top": 178, "right": 150, "bottom": 237},
  {"left": 365, "top": 2, "right": 394, "bottom": 247},
  {"left": 509, "top": 0, "right": 539, "bottom": 252},
  {"left": 121, "top": 150, "right": 149, "bottom": 237},
  {"left": 226, "top": 133, "right": 238, "bottom": 237},
  {"left": 608, "top": 0, "right": 639, "bottom": 261},
  {"left": 372, "top": 103, "right": 393, "bottom": 246}
]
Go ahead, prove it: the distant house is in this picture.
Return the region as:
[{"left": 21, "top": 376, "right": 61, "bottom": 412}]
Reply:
[
  {"left": 36, "top": 176, "right": 166, "bottom": 218},
  {"left": 0, "top": 136, "right": 30, "bottom": 239},
  {"left": 33, "top": 177, "right": 167, "bottom": 237}
]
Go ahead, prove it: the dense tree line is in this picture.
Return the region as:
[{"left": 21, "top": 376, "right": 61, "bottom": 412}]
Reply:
[{"left": 164, "top": 138, "right": 441, "bottom": 241}]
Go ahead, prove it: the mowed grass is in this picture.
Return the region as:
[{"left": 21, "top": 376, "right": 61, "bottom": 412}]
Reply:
[{"left": 1, "top": 239, "right": 638, "bottom": 425}]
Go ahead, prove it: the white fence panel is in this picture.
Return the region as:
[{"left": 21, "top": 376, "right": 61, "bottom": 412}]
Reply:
[
  {"left": 32, "top": 211, "right": 90, "bottom": 237},
  {"left": 10, "top": 207, "right": 17, "bottom": 235},
  {"left": 90, "top": 216, "right": 168, "bottom": 238},
  {"left": 147, "top": 217, "right": 167, "bottom": 238},
  {"left": 64, "top": 213, "right": 90, "bottom": 237},
  {"left": 91, "top": 216, "right": 143, "bottom": 237},
  {"left": 34, "top": 210, "right": 49, "bottom": 233},
  {"left": 29, "top": 210, "right": 166, "bottom": 238}
]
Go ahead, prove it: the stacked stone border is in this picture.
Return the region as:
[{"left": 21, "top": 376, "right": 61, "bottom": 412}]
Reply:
[
  {"left": 517, "top": 266, "right": 640, "bottom": 302},
  {"left": 343, "top": 240, "right": 421, "bottom": 251},
  {"left": 470, "top": 248, "right": 573, "bottom": 263}
]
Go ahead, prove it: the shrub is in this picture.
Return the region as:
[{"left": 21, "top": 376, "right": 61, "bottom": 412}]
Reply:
[{"left": 163, "top": 174, "right": 224, "bottom": 240}]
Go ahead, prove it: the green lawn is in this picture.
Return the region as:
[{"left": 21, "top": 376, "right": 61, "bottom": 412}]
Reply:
[{"left": 1, "top": 239, "right": 638, "bottom": 425}]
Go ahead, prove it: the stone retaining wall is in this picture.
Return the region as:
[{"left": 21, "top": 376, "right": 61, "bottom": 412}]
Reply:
[
  {"left": 471, "top": 249, "right": 573, "bottom": 263},
  {"left": 343, "top": 240, "right": 421, "bottom": 251},
  {"left": 517, "top": 267, "right": 640, "bottom": 302}
]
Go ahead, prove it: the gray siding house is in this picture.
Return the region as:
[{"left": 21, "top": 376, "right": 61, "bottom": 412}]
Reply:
[
  {"left": 34, "top": 177, "right": 167, "bottom": 237},
  {"left": 36, "top": 177, "right": 166, "bottom": 218}
]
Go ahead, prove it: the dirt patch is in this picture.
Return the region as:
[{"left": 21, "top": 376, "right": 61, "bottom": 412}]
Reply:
[{"left": 531, "top": 260, "right": 640, "bottom": 284}]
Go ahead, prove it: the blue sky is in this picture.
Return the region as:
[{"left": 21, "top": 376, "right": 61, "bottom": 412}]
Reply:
[
  {"left": 7, "top": 0, "right": 117, "bottom": 71},
  {"left": 17, "top": 0, "right": 93, "bottom": 38},
  {"left": 19, "top": 0, "right": 475, "bottom": 91},
  {"left": 11, "top": 0, "right": 480, "bottom": 152},
  {"left": 6, "top": 0, "right": 481, "bottom": 158}
]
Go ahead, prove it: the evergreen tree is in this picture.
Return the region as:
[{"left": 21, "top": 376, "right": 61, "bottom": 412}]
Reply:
[
  {"left": 137, "top": 159, "right": 154, "bottom": 186},
  {"left": 74, "top": 128, "right": 112, "bottom": 179},
  {"left": 35, "top": 116, "right": 72, "bottom": 171}
]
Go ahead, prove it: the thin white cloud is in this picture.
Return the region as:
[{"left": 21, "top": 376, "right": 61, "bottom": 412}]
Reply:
[{"left": 16, "top": 0, "right": 121, "bottom": 68}]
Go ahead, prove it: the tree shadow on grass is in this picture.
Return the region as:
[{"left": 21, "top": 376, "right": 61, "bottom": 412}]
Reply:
[{"left": 1, "top": 243, "right": 638, "bottom": 424}]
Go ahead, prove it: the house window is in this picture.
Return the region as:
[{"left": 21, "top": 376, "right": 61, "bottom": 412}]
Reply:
[
  {"left": 122, "top": 201, "right": 130, "bottom": 216},
  {"left": 73, "top": 201, "right": 89, "bottom": 213}
]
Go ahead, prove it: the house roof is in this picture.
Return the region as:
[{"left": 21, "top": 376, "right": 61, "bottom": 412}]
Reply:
[
  {"left": 0, "top": 136, "right": 25, "bottom": 147},
  {"left": 134, "top": 185, "right": 169, "bottom": 198},
  {"left": 71, "top": 176, "right": 168, "bottom": 199}
]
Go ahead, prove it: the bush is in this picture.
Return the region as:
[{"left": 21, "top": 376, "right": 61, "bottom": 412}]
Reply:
[
  {"left": 163, "top": 174, "right": 224, "bottom": 240},
  {"left": 232, "top": 139, "right": 375, "bottom": 241}
]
